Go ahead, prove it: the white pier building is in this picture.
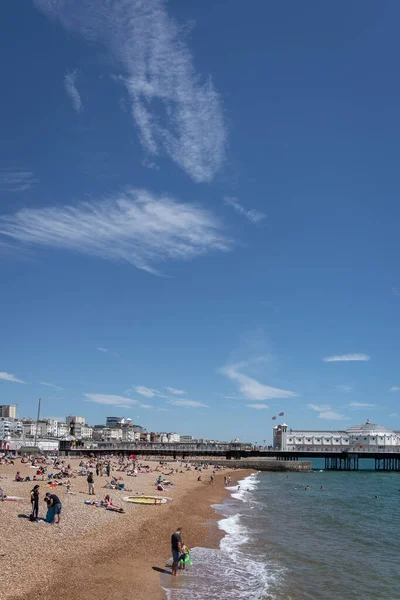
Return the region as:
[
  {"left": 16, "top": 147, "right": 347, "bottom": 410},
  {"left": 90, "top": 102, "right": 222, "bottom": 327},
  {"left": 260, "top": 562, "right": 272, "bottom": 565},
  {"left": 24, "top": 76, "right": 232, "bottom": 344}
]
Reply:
[{"left": 273, "top": 420, "right": 400, "bottom": 451}]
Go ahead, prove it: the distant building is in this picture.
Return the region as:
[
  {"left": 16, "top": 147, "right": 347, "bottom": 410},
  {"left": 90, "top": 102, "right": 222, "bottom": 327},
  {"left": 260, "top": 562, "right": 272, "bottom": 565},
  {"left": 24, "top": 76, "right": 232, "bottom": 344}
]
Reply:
[
  {"left": 180, "top": 435, "right": 193, "bottom": 443},
  {"left": 0, "top": 405, "right": 16, "bottom": 419},
  {"left": 57, "top": 423, "right": 69, "bottom": 438},
  {"left": 0, "top": 417, "right": 23, "bottom": 439},
  {"left": 69, "top": 422, "right": 93, "bottom": 440},
  {"left": 273, "top": 420, "right": 400, "bottom": 451},
  {"left": 66, "top": 416, "right": 85, "bottom": 426},
  {"left": 106, "top": 416, "right": 125, "bottom": 428},
  {"left": 22, "top": 420, "right": 48, "bottom": 438}
]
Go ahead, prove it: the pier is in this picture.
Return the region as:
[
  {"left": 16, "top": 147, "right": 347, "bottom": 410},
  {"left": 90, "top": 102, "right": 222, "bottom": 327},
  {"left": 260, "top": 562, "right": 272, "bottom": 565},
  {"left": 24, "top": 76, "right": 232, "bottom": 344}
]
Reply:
[{"left": 60, "top": 441, "right": 400, "bottom": 470}]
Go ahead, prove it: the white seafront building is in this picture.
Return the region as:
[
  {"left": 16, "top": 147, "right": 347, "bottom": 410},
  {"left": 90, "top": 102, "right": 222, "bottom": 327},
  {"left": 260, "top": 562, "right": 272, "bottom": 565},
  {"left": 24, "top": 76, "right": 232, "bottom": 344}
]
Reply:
[{"left": 273, "top": 420, "right": 400, "bottom": 451}]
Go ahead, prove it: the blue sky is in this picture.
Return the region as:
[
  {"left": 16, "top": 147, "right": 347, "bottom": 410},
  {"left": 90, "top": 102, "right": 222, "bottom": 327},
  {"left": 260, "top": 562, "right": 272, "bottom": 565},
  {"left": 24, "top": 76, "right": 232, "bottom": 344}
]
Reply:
[{"left": 1, "top": 1, "right": 400, "bottom": 442}]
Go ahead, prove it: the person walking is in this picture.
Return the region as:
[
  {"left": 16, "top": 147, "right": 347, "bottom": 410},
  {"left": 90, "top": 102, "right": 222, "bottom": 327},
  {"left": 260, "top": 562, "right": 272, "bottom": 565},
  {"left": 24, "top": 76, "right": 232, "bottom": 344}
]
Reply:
[
  {"left": 96, "top": 463, "right": 99, "bottom": 477},
  {"left": 106, "top": 462, "right": 110, "bottom": 477},
  {"left": 171, "top": 527, "right": 183, "bottom": 576},
  {"left": 30, "top": 484, "right": 40, "bottom": 520},
  {"left": 87, "top": 471, "right": 95, "bottom": 495}
]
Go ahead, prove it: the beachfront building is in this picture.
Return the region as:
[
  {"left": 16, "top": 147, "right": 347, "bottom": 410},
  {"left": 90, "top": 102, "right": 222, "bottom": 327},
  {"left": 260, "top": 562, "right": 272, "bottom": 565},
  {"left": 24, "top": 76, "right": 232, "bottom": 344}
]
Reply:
[
  {"left": 22, "top": 420, "right": 48, "bottom": 438},
  {"left": 57, "top": 422, "right": 69, "bottom": 438},
  {"left": 106, "top": 416, "right": 125, "bottom": 428},
  {"left": 69, "top": 421, "right": 93, "bottom": 440},
  {"left": 66, "top": 415, "right": 85, "bottom": 426},
  {"left": 0, "top": 405, "right": 16, "bottom": 418},
  {"left": 180, "top": 435, "right": 193, "bottom": 443},
  {"left": 0, "top": 417, "right": 23, "bottom": 440},
  {"left": 158, "top": 432, "right": 181, "bottom": 443},
  {"left": 273, "top": 420, "right": 400, "bottom": 451}
]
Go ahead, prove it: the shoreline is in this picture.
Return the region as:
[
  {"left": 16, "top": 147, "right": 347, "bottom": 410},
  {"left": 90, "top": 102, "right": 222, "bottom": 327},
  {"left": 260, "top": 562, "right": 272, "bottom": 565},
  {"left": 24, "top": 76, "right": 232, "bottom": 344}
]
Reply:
[{"left": 0, "top": 459, "right": 253, "bottom": 600}]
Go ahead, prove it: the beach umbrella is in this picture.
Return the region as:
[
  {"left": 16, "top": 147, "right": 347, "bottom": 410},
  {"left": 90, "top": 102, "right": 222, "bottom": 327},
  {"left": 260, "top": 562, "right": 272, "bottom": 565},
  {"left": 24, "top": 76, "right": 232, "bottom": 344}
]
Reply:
[{"left": 129, "top": 454, "right": 137, "bottom": 460}]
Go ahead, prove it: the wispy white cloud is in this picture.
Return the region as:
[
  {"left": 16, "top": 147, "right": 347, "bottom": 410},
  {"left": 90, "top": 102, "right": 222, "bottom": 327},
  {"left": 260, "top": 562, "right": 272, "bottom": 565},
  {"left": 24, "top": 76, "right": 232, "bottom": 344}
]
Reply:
[
  {"left": 0, "top": 189, "right": 231, "bottom": 275},
  {"left": 40, "top": 381, "right": 63, "bottom": 391},
  {"left": 223, "top": 197, "right": 266, "bottom": 224},
  {"left": 308, "top": 403, "right": 331, "bottom": 412},
  {"left": 323, "top": 354, "right": 370, "bottom": 362},
  {"left": 96, "top": 347, "right": 109, "bottom": 353},
  {"left": 165, "top": 386, "right": 186, "bottom": 396},
  {"left": 135, "top": 385, "right": 165, "bottom": 398},
  {"left": 168, "top": 399, "right": 207, "bottom": 408},
  {"left": 218, "top": 394, "right": 241, "bottom": 400},
  {"left": 64, "top": 69, "right": 83, "bottom": 112},
  {"left": 0, "top": 372, "right": 25, "bottom": 384},
  {"left": 84, "top": 393, "right": 138, "bottom": 408},
  {"left": 139, "top": 404, "right": 153, "bottom": 409},
  {"left": 220, "top": 361, "right": 297, "bottom": 401},
  {"left": 389, "top": 412, "right": 398, "bottom": 417},
  {"left": 318, "top": 411, "right": 350, "bottom": 420},
  {"left": 308, "top": 403, "right": 349, "bottom": 420},
  {"left": 336, "top": 385, "right": 352, "bottom": 393},
  {"left": 247, "top": 403, "right": 269, "bottom": 409},
  {"left": 349, "top": 402, "right": 376, "bottom": 408},
  {"left": 34, "top": 0, "right": 226, "bottom": 183},
  {"left": 0, "top": 169, "right": 38, "bottom": 192},
  {"left": 390, "top": 386, "right": 400, "bottom": 392}
]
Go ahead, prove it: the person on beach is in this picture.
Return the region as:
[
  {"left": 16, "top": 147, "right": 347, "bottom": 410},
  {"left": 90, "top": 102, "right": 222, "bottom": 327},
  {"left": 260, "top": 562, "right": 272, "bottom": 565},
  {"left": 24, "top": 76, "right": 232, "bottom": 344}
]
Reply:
[
  {"left": 179, "top": 545, "right": 193, "bottom": 570},
  {"left": 30, "top": 484, "right": 40, "bottom": 520},
  {"left": 106, "top": 462, "right": 111, "bottom": 477},
  {"left": 96, "top": 463, "right": 99, "bottom": 477},
  {"left": 87, "top": 471, "right": 95, "bottom": 495},
  {"left": 45, "top": 492, "right": 62, "bottom": 524},
  {"left": 171, "top": 527, "right": 183, "bottom": 576}
]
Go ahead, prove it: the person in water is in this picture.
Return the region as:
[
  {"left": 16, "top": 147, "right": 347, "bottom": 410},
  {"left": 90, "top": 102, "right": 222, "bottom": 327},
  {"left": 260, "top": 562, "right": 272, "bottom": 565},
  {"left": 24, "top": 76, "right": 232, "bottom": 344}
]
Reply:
[
  {"left": 179, "top": 544, "right": 193, "bottom": 570},
  {"left": 171, "top": 527, "right": 183, "bottom": 576}
]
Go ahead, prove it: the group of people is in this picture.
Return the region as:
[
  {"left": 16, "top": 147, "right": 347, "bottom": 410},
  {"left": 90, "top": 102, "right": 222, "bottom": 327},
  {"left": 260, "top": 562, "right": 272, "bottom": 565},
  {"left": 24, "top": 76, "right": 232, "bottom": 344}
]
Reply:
[{"left": 30, "top": 485, "right": 62, "bottom": 524}]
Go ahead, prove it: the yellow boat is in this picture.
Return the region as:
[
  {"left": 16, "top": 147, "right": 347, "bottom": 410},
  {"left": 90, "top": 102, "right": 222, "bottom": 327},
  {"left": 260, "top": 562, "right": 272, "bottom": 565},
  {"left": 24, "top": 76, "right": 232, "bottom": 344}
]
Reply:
[{"left": 122, "top": 495, "right": 172, "bottom": 505}]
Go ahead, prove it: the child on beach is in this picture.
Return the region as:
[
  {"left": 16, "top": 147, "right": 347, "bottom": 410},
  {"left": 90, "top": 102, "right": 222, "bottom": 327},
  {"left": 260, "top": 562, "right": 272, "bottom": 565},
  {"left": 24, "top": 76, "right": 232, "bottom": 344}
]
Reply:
[{"left": 179, "top": 545, "right": 193, "bottom": 570}]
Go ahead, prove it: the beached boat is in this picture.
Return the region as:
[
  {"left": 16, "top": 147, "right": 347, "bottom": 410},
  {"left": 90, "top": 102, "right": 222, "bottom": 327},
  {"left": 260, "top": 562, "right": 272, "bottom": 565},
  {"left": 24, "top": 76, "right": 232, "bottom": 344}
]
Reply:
[{"left": 122, "top": 495, "right": 172, "bottom": 505}]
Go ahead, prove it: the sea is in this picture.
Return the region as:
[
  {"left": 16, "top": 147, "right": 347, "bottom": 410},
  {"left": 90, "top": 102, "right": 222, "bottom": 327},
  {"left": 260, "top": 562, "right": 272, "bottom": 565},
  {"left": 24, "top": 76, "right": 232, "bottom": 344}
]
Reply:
[{"left": 163, "top": 464, "right": 400, "bottom": 600}]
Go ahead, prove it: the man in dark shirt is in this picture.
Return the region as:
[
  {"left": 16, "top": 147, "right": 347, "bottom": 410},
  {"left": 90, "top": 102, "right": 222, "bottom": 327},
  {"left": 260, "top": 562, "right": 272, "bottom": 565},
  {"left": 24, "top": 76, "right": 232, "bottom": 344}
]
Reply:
[
  {"left": 171, "top": 527, "right": 183, "bottom": 576},
  {"left": 45, "top": 492, "right": 62, "bottom": 524}
]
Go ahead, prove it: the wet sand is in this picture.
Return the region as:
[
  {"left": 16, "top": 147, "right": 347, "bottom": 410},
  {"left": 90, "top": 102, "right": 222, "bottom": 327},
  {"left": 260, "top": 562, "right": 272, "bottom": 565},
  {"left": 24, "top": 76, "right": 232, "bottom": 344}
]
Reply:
[{"left": 0, "top": 458, "right": 252, "bottom": 600}]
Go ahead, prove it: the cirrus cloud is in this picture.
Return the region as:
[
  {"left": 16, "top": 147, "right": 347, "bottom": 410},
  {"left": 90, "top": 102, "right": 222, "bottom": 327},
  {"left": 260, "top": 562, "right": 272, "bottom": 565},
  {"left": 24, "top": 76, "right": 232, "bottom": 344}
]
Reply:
[
  {"left": 64, "top": 69, "right": 83, "bottom": 112},
  {"left": 318, "top": 411, "right": 350, "bottom": 420},
  {"left": 135, "top": 386, "right": 165, "bottom": 398},
  {"left": 323, "top": 354, "right": 370, "bottom": 362},
  {"left": 247, "top": 403, "right": 269, "bottom": 410},
  {"left": 165, "top": 386, "right": 186, "bottom": 395},
  {"left": 0, "top": 372, "right": 25, "bottom": 384},
  {"left": 168, "top": 399, "right": 207, "bottom": 408},
  {"left": 0, "top": 189, "right": 231, "bottom": 275},
  {"left": 220, "top": 361, "right": 297, "bottom": 401},
  {"left": 84, "top": 393, "right": 138, "bottom": 408},
  {"left": 34, "top": 0, "right": 227, "bottom": 183}
]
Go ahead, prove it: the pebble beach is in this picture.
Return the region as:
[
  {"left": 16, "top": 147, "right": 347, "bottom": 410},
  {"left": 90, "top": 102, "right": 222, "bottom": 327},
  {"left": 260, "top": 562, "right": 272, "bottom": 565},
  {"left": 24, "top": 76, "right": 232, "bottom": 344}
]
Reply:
[{"left": 0, "top": 457, "right": 252, "bottom": 600}]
